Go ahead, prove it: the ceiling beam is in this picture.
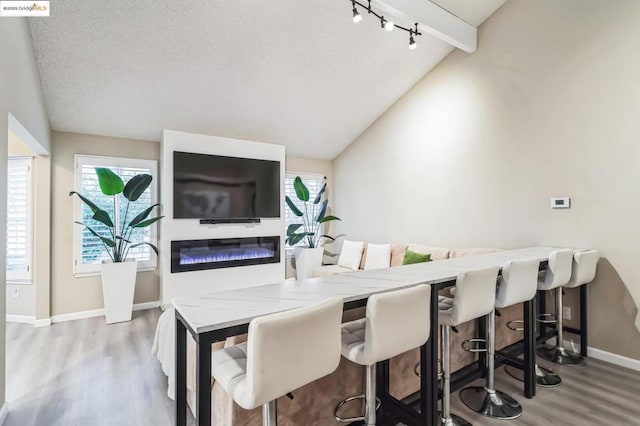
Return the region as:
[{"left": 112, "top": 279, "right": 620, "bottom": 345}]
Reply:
[{"left": 373, "top": 0, "right": 477, "bottom": 53}]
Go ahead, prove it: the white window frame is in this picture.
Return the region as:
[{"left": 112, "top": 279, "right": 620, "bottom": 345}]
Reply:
[
  {"left": 284, "top": 171, "right": 325, "bottom": 253},
  {"left": 6, "top": 156, "right": 33, "bottom": 285},
  {"left": 73, "top": 155, "right": 159, "bottom": 277}
]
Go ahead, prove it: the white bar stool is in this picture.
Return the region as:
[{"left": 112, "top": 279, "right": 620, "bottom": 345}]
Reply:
[
  {"left": 439, "top": 267, "right": 499, "bottom": 426},
  {"left": 334, "top": 284, "right": 431, "bottom": 426},
  {"left": 210, "top": 298, "right": 344, "bottom": 426},
  {"left": 460, "top": 258, "right": 539, "bottom": 419},
  {"left": 538, "top": 250, "right": 599, "bottom": 366}
]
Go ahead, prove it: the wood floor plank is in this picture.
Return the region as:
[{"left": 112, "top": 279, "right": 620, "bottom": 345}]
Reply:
[{"left": 5, "top": 309, "right": 640, "bottom": 425}]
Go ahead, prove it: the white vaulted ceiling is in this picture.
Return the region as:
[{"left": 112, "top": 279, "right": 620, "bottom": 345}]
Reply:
[{"left": 29, "top": 0, "right": 505, "bottom": 159}]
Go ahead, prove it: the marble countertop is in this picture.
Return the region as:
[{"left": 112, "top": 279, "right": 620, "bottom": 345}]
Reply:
[{"left": 172, "top": 246, "right": 569, "bottom": 335}]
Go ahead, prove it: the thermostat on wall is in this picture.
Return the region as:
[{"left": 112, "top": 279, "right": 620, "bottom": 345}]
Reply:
[{"left": 550, "top": 197, "right": 570, "bottom": 209}]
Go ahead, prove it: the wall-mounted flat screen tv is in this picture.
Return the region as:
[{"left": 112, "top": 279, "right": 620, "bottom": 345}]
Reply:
[{"left": 173, "top": 151, "right": 280, "bottom": 219}]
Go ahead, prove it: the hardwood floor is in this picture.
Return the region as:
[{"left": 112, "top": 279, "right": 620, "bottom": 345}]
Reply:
[
  {"left": 5, "top": 308, "right": 640, "bottom": 425},
  {"left": 449, "top": 358, "right": 640, "bottom": 426},
  {"left": 4, "top": 309, "right": 192, "bottom": 426}
]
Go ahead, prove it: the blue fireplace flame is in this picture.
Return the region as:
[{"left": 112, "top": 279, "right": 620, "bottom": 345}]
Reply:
[{"left": 179, "top": 245, "right": 275, "bottom": 265}]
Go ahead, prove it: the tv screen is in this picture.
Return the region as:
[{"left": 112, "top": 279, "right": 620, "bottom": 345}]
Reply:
[{"left": 173, "top": 151, "right": 280, "bottom": 219}]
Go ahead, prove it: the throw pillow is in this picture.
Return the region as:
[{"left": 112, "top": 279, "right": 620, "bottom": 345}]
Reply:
[
  {"left": 403, "top": 249, "right": 432, "bottom": 265},
  {"left": 390, "top": 244, "right": 409, "bottom": 267},
  {"left": 338, "top": 240, "right": 365, "bottom": 271},
  {"left": 364, "top": 243, "right": 391, "bottom": 271}
]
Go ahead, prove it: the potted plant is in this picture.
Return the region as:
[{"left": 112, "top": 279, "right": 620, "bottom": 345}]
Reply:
[
  {"left": 285, "top": 176, "right": 340, "bottom": 280},
  {"left": 70, "top": 168, "right": 163, "bottom": 324}
]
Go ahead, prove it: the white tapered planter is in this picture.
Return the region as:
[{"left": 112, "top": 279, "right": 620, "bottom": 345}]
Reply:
[
  {"left": 294, "top": 247, "right": 324, "bottom": 281},
  {"left": 101, "top": 261, "right": 137, "bottom": 324}
]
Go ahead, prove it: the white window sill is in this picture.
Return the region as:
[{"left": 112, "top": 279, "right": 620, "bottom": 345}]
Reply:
[
  {"left": 6, "top": 280, "right": 33, "bottom": 286},
  {"left": 74, "top": 266, "right": 157, "bottom": 278}
]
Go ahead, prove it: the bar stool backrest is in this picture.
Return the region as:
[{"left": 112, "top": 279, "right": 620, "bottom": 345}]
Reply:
[
  {"left": 364, "top": 284, "right": 431, "bottom": 364},
  {"left": 564, "top": 250, "right": 600, "bottom": 288},
  {"left": 241, "top": 297, "right": 344, "bottom": 409},
  {"left": 451, "top": 267, "right": 499, "bottom": 325},
  {"left": 495, "top": 258, "right": 540, "bottom": 308},
  {"left": 539, "top": 249, "right": 574, "bottom": 290}
]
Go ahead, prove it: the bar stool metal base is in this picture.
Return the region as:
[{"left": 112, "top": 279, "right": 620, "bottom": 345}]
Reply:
[
  {"left": 459, "top": 387, "right": 522, "bottom": 420},
  {"left": 537, "top": 345, "right": 585, "bottom": 366},
  {"left": 504, "top": 364, "right": 562, "bottom": 388},
  {"left": 438, "top": 412, "right": 472, "bottom": 426},
  {"left": 333, "top": 395, "right": 381, "bottom": 423}
]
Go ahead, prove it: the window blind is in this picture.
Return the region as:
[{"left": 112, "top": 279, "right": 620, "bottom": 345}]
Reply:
[{"left": 6, "top": 157, "right": 32, "bottom": 283}]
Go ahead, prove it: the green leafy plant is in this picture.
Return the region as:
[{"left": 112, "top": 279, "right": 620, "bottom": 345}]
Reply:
[
  {"left": 285, "top": 176, "right": 341, "bottom": 248},
  {"left": 70, "top": 168, "right": 163, "bottom": 263}
]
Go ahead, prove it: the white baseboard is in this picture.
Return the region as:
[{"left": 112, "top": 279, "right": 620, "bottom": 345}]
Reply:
[
  {"left": 588, "top": 347, "right": 640, "bottom": 372},
  {"left": 50, "top": 301, "right": 160, "bottom": 324},
  {"left": 0, "top": 401, "right": 9, "bottom": 425},
  {"left": 544, "top": 336, "right": 640, "bottom": 372},
  {"left": 132, "top": 301, "right": 162, "bottom": 312},
  {"left": 34, "top": 318, "right": 52, "bottom": 328},
  {"left": 5, "top": 314, "right": 35, "bottom": 325}
]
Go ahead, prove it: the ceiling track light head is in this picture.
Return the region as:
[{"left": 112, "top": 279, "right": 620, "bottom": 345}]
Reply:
[
  {"left": 409, "top": 35, "right": 417, "bottom": 49},
  {"left": 352, "top": 4, "right": 362, "bottom": 23},
  {"left": 381, "top": 16, "right": 394, "bottom": 31}
]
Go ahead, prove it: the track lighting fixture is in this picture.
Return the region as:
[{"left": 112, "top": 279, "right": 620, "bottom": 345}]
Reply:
[
  {"left": 348, "top": 0, "right": 421, "bottom": 49},
  {"left": 409, "top": 23, "right": 418, "bottom": 49},
  {"left": 352, "top": 2, "right": 362, "bottom": 23}
]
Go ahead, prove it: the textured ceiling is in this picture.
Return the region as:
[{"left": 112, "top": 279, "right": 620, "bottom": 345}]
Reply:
[{"left": 29, "top": 0, "right": 505, "bottom": 159}]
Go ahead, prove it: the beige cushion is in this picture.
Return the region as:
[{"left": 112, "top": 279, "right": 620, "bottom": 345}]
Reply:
[
  {"left": 408, "top": 244, "right": 450, "bottom": 261},
  {"left": 390, "top": 244, "right": 408, "bottom": 267},
  {"left": 338, "top": 240, "right": 364, "bottom": 270},
  {"left": 449, "top": 248, "right": 500, "bottom": 258},
  {"left": 211, "top": 298, "right": 344, "bottom": 410},
  {"left": 363, "top": 243, "right": 391, "bottom": 271},
  {"left": 312, "top": 265, "right": 354, "bottom": 277},
  {"left": 359, "top": 243, "right": 368, "bottom": 270}
]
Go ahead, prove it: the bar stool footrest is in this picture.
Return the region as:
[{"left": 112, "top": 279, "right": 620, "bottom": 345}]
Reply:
[
  {"left": 414, "top": 361, "right": 443, "bottom": 379},
  {"left": 506, "top": 320, "right": 525, "bottom": 331},
  {"left": 462, "top": 338, "right": 487, "bottom": 353},
  {"left": 536, "top": 313, "right": 558, "bottom": 324},
  {"left": 333, "top": 394, "right": 381, "bottom": 423}
]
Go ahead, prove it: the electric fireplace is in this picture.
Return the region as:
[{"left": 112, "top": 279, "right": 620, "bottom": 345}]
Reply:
[{"left": 171, "top": 236, "right": 280, "bottom": 273}]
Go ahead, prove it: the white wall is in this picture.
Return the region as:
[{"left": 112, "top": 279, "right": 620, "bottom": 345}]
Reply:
[
  {"left": 0, "top": 17, "right": 51, "bottom": 407},
  {"left": 333, "top": 0, "right": 640, "bottom": 358},
  {"left": 160, "top": 130, "right": 285, "bottom": 304}
]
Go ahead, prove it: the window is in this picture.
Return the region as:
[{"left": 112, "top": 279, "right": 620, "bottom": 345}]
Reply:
[
  {"left": 6, "top": 157, "right": 32, "bottom": 284},
  {"left": 284, "top": 172, "right": 325, "bottom": 248},
  {"left": 73, "top": 155, "right": 158, "bottom": 276}
]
